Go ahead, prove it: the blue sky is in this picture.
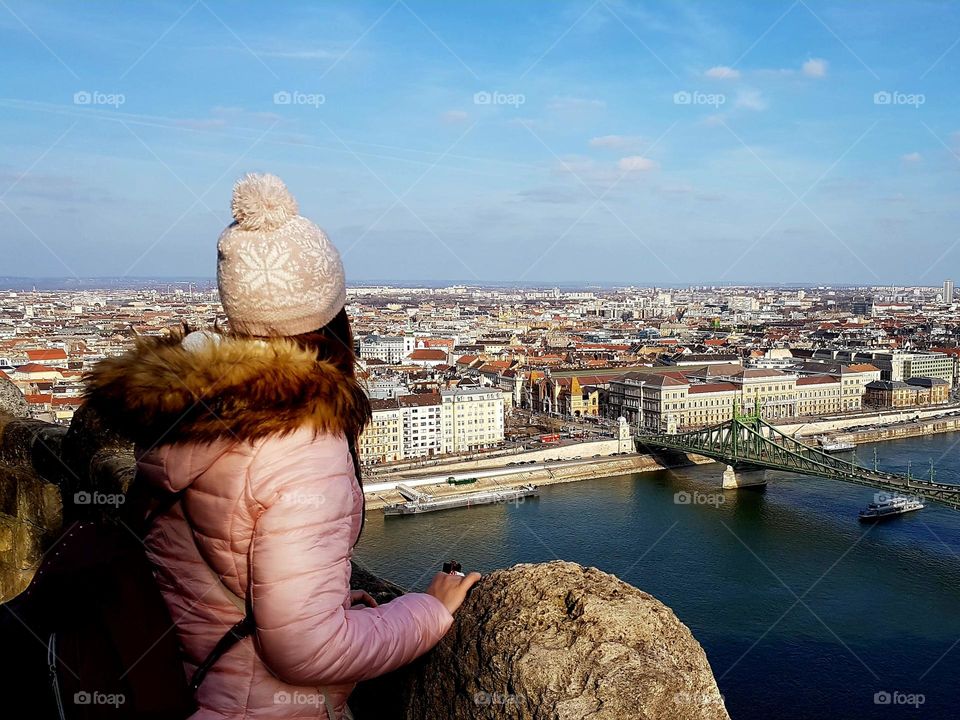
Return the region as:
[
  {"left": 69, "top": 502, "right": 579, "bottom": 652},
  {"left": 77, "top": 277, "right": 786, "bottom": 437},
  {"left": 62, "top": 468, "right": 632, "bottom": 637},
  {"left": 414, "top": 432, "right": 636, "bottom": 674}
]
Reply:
[{"left": 2, "top": 1, "right": 959, "bottom": 285}]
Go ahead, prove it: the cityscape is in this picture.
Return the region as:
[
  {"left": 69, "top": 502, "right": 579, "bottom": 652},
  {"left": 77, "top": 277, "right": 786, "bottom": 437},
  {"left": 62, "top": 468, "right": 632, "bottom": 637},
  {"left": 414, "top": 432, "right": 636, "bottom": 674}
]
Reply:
[{"left": 5, "top": 280, "right": 960, "bottom": 446}]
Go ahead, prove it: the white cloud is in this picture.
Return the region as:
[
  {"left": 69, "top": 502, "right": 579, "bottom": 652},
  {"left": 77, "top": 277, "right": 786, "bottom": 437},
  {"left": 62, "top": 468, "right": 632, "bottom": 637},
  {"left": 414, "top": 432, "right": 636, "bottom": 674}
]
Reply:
[
  {"left": 589, "top": 134, "right": 643, "bottom": 150},
  {"left": 440, "top": 110, "right": 469, "bottom": 124},
  {"left": 617, "top": 156, "right": 658, "bottom": 172},
  {"left": 901, "top": 152, "right": 922, "bottom": 163},
  {"left": 735, "top": 88, "right": 767, "bottom": 111},
  {"left": 801, "top": 58, "right": 828, "bottom": 78},
  {"left": 704, "top": 65, "right": 740, "bottom": 80}
]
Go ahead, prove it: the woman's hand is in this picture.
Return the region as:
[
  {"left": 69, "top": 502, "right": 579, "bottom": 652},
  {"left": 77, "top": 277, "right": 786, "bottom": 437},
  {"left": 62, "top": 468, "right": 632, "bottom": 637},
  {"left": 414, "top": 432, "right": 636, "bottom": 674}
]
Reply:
[
  {"left": 350, "top": 589, "right": 378, "bottom": 608},
  {"left": 426, "top": 571, "right": 482, "bottom": 615}
]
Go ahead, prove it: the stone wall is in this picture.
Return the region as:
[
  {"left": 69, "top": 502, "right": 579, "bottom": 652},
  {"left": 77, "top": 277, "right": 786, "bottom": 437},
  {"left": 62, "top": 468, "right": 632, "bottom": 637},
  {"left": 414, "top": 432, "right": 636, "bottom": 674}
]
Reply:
[
  {"left": 0, "top": 413, "right": 65, "bottom": 600},
  {"left": 0, "top": 409, "right": 729, "bottom": 719}
]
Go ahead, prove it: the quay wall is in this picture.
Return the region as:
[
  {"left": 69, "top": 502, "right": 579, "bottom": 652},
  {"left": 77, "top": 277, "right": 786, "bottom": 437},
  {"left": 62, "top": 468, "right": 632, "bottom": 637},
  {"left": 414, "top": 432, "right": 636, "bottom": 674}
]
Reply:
[
  {"left": 778, "top": 406, "right": 957, "bottom": 437},
  {"left": 368, "top": 437, "right": 625, "bottom": 480},
  {"left": 364, "top": 451, "right": 712, "bottom": 511},
  {"left": 835, "top": 416, "right": 960, "bottom": 446}
]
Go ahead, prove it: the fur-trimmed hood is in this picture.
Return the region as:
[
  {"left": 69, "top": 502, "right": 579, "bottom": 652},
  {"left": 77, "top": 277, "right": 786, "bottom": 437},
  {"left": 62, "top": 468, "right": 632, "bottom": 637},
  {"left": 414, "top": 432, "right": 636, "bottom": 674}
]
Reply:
[{"left": 83, "top": 329, "right": 370, "bottom": 448}]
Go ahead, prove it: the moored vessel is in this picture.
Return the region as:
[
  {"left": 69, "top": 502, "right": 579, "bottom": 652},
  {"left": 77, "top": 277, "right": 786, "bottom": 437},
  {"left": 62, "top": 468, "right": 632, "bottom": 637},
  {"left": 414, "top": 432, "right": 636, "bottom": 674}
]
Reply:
[
  {"left": 819, "top": 439, "right": 856, "bottom": 453},
  {"left": 384, "top": 484, "right": 538, "bottom": 516}
]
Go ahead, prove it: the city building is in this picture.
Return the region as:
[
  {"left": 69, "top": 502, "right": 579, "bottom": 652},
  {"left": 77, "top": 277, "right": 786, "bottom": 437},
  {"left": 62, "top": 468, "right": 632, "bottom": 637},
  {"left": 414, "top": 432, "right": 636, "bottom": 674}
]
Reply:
[
  {"left": 815, "top": 350, "right": 954, "bottom": 387},
  {"left": 945, "top": 279, "right": 954, "bottom": 304},
  {"left": 441, "top": 387, "right": 505, "bottom": 454},
  {"left": 864, "top": 380, "right": 918, "bottom": 408},
  {"left": 399, "top": 393, "right": 444, "bottom": 458},
  {"left": 358, "top": 335, "right": 416, "bottom": 364},
  {"left": 405, "top": 348, "right": 449, "bottom": 367},
  {"left": 358, "top": 399, "right": 403, "bottom": 464},
  {"left": 905, "top": 377, "right": 950, "bottom": 405},
  {"left": 795, "top": 375, "right": 843, "bottom": 416}
]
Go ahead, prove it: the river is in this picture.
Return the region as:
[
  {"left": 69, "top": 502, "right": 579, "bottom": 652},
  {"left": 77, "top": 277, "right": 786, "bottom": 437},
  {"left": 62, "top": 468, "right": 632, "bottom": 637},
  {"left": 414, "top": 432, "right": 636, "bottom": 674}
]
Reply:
[{"left": 355, "top": 433, "right": 960, "bottom": 719}]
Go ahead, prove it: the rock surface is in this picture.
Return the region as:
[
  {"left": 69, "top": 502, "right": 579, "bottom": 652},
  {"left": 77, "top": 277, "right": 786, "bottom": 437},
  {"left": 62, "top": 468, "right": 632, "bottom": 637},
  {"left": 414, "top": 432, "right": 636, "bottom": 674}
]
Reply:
[
  {"left": 352, "top": 561, "right": 729, "bottom": 720},
  {"left": 0, "top": 376, "right": 27, "bottom": 418},
  {"left": 0, "top": 414, "right": 65, "bottom": 600}
]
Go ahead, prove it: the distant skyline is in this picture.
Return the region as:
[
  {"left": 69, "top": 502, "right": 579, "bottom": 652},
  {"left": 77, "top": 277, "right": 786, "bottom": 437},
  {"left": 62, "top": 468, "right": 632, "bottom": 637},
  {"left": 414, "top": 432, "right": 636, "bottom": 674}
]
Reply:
[
  {"left": 2, "top": 1, "right": 960, "bottom": 284},
  {"left": 0, "top": 276, "right": 953, "bottom": 293}
]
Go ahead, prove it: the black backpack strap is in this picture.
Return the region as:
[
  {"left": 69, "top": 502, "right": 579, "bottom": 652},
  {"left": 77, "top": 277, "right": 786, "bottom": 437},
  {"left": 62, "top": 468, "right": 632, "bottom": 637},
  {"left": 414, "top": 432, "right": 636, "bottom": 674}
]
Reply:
[{"left": 188, "top": 614, "right": 255, "bottom": 694}]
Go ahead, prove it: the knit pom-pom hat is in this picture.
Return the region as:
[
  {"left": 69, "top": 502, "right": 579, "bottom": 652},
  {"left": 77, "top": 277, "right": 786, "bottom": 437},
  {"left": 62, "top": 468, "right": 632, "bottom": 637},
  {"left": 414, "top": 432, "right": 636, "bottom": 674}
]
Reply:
[{"left": 217, "top": 173, "right": 346, "bottom": 337}]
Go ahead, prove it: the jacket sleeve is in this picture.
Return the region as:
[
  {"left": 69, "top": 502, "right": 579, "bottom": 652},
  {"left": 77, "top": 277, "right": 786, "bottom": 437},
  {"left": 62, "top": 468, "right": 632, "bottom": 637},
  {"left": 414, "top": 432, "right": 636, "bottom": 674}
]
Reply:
[{"left": 248, "top": 439, "right": 454, "bottom": 687}]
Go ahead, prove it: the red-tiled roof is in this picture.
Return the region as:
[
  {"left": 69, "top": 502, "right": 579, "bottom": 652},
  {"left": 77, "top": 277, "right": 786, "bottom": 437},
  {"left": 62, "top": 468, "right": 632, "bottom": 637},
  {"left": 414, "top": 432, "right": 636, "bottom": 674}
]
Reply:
[
  {"left": 688, "top": 382, "right": 738, "bottom": 393},
  {"left": 732, "top": 368, "right": 788, "bottom": 379},
  {"left": 397, "top": 393, "right": 442, "bottom": 407},
  {"left": 407, "top": 349, "right": 447, "bottom": 360},
  {"left": 419, "top": 338, "right": 455, "bottom": 349},
  {"left": 796, "top": 375, "right": 839, "bottom": 386},
  {"left": 15, "top": 363, "right": 61, "bottom": 374},
  {"left": 25, "top": 349, "right": 67, "bottom": 361},
  {"left": 642, "top": 374, "right": 689, "bottom": 387}
]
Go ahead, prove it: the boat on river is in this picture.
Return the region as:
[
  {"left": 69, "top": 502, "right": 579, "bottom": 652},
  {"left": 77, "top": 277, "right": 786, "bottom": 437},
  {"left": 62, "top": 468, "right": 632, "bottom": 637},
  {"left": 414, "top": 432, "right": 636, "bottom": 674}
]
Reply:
[
  {"left": 858, "top": 495, "right": 924, "bottom": 522},
  {"left": 384, "top": 484, "right": 538, "bottom": 516}
]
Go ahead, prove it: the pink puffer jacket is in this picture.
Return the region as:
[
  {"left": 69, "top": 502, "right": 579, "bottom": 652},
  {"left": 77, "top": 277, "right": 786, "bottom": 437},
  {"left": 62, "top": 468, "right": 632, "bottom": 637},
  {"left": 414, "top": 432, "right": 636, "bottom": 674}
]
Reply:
[{"left": 84, "top": 330, "right": 453, "bottom": 719}]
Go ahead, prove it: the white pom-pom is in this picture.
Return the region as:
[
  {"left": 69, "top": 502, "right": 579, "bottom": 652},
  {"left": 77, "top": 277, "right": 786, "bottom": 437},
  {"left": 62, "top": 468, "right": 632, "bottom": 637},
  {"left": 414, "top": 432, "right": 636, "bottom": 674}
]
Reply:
[
  {"left": 231, "top": 173, "right": 298, "bottom": 231},
  {"left": 181, "top": 330, "right": 222, "bottom": 353}
]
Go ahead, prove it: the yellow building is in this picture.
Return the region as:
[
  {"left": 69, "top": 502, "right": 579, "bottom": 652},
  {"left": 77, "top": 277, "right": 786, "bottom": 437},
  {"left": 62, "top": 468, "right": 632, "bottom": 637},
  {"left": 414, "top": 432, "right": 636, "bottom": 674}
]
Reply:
[
  {"left": 441, "top": 387, "right": 505, "bottom": 453},
  {"left": 568, "top": 376, "right": 600, "bottom": 418},
  {"left": 795, "top": 375, "right": 843, "bottom": 416},
  {"left": 359, "top": 400, "right": 402, "bottom": 465},
  {"left": 684, "top": 382, "right": 738, "bottom": 427},
  {"left": 728, "top": 368, "right": 798, "bottom": 419}
]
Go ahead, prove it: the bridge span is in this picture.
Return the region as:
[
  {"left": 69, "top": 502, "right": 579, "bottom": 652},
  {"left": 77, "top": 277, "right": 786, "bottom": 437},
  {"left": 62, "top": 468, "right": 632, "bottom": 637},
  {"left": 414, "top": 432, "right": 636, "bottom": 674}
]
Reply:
[{"left": 636, "top": 411, "right": 960, "bottom": 510}]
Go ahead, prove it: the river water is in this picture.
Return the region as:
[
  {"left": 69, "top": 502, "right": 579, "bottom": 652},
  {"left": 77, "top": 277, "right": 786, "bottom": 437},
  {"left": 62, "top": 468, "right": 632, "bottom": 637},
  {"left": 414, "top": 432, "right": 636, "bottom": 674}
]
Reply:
[{"left": 355, "top": 433, "right": 960, "bottom": 719}]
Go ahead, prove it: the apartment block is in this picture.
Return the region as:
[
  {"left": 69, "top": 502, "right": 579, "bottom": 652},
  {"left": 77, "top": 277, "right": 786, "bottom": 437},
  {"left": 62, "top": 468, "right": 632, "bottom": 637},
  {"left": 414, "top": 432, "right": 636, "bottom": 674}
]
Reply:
[
  {"left": 359, "top": 400, "right": 402, "bottom": 464},
  {"left": 358, "top": 334, "right": 416, "bottom": 364},
  {"left": 441, "top": 387, "right": 505, "bottom": 454}
]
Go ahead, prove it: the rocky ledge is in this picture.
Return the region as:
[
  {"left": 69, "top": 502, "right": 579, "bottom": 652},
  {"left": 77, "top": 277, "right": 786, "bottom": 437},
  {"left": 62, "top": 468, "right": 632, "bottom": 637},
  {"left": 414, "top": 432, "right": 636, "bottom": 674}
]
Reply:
[{"left": 352, "top": 561, "right": 728, "bottom": 720}]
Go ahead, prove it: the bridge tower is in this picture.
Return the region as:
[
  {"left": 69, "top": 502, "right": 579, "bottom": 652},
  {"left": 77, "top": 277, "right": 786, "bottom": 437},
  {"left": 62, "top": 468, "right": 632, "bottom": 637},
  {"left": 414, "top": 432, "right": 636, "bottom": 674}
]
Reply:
[
  {"left": 617, "top": 416, "right": 633, "bottom": 453},
  {"left": 721, "top": 399, "right": 768, "bottom": 489}
]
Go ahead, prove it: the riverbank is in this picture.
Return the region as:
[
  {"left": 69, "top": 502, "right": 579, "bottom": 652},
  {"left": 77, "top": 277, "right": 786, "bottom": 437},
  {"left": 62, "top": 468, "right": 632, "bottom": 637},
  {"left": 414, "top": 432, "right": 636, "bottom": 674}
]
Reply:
[
  {"left": 363, "top": 408, "right": 960, "bottom": 513},
  {"left": 364, "top": 451, "right": 712, "bottom": 511},
  {"left": 823, "top": 414, "right": 960, "bottom": 447}
]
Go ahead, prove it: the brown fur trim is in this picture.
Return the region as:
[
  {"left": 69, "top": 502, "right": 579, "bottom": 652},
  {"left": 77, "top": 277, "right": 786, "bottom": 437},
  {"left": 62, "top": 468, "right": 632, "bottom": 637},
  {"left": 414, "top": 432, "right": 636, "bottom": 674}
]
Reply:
[{"left": 83, "top": 329, "right": 371, "bottom": 448}]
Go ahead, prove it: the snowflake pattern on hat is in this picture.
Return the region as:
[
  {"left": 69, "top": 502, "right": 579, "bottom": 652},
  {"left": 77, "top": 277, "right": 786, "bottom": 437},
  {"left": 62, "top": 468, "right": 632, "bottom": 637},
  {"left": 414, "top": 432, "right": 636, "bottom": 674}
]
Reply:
[{"left": 217, "top": 175, "right": 346, "bottom": 336}]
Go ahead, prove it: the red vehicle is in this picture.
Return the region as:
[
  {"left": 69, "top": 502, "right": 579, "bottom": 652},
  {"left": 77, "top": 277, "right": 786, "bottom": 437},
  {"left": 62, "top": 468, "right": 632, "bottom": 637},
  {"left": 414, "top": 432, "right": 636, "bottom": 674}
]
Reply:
[{"left": 540, "top": 433, "right": 560, "bottom": 444}]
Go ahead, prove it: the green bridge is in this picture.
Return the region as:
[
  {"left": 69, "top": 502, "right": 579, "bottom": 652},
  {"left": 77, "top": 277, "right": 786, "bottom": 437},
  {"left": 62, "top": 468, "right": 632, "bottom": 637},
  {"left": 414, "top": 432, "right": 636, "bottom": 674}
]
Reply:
[{"left": 635, "top": 408, "right": 960, "bottom": 510}]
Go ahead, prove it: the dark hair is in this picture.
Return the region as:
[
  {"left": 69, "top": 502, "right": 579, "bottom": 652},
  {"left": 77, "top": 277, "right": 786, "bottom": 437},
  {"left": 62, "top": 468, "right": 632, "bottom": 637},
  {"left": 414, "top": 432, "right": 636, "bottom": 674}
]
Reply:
[{"left": 290, "top": 306, "right": 371, "bottom": 538}]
